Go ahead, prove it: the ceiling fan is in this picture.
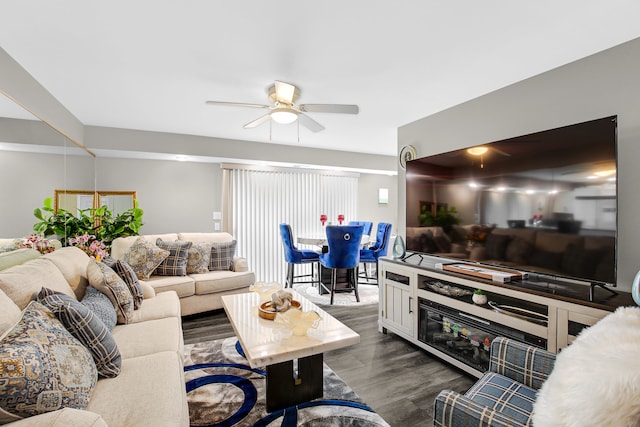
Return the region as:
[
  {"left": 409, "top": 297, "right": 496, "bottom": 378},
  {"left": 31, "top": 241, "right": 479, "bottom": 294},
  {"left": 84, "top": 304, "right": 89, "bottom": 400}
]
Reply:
[{"left": 205, "top": 81, "right": 359, "bottom": 133}]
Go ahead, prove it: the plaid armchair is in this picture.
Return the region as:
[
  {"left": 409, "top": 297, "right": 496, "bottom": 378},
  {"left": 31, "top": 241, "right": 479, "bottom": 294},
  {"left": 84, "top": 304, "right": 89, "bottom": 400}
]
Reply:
[{"left": 434, "top": 337, "right": 556, "bottom": 427}]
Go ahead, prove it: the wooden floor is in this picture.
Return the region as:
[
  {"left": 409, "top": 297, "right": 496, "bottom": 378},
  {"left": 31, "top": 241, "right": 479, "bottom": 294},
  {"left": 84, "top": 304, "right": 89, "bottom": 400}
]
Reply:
[{"left": 182, "top": 302, "right": 475, "bottom": 426}]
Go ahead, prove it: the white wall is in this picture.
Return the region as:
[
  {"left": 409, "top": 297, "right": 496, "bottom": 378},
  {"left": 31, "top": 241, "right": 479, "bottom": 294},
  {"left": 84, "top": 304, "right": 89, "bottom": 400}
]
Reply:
[
  {"left": 357, "top": 173, "right": 398, "bottom": 232},
  {"left": 398, "top": 37, "right": 640, "bottom": 290}
]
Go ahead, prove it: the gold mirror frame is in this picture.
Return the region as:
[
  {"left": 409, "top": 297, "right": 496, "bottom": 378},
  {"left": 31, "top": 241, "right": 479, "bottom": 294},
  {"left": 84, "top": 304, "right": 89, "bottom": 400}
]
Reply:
[{"left": 54, "top": 190, "right": 136, "bottom": 215}]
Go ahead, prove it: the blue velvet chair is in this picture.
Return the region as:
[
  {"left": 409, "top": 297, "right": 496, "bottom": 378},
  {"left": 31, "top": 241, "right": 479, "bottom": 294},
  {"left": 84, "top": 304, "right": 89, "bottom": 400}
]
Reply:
[
  {"left": 359, "top": 222, "right": 392, "bottom": 284},
  {"left": 347, "top": 221, "right": 373, "bottom": 238},
  {"left": 279, "top": 224, "right": 320, "bottom": 288},
  {"left": 319, "top": 225, "right": 364, "bottom": 304}
]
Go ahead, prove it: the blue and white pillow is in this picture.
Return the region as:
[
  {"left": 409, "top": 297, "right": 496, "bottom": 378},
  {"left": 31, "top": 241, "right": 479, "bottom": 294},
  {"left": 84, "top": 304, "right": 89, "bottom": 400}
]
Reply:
[{"left": 0, "top": 301, "right": 97, "bottom": 422}]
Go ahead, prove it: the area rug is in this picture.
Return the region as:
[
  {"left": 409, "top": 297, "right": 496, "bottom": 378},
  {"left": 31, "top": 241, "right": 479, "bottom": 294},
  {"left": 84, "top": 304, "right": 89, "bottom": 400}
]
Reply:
[
  {"left": 293, "top": 283, "right": 378, "bottom": 307},
  {"left": 184, "top": 337, "right": 389, "bottom": 427}
]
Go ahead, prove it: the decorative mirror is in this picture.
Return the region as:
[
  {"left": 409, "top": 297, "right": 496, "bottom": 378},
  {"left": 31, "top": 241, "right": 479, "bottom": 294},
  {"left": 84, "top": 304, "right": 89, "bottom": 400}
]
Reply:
[{"left": 54, "top": 190, "right": 136, "bottom": 216}]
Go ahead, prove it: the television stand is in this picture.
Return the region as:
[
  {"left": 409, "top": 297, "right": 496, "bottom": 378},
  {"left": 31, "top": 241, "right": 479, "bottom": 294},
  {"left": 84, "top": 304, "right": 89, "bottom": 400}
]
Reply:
[{"left": 590, "top": 282, "right": 618, "bottom": 302}]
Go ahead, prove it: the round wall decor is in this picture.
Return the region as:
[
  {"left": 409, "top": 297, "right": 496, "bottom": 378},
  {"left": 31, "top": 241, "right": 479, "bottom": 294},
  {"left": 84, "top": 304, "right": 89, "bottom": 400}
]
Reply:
[{"left": 399, "top": 145, "right": 417, "bottom": 168}]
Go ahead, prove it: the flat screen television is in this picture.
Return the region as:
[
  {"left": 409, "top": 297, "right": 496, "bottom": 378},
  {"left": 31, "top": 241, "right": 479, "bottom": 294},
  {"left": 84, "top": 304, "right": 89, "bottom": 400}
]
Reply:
[{"left": 405, "top": 115, "right": 617, "bottom": 287}]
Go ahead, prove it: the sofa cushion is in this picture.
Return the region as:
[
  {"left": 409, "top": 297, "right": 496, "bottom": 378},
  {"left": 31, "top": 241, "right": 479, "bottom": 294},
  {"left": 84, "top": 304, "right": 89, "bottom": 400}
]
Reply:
[
  {"left": 81, "top": 285, "right": 117, "bottom": 331},
  {"left": 178, "top": 232, "right": 233, "bottom": 244},
  {"left": 419, "top": 230, "right": 439, "bottom": 253},
  {"left": 0, "top": 258, "right": 76, "bottom": 310},
  {"left": 104, "top": 258, "right": 144, "bottom": 309},
  {"left": 123, "top": 237, "right": 169, "bottom": 280},
  {"left": 209, "top": 240, "right": 237, "bottom": 271},
  {"left": 192, "top": 270, "right": 256, "bottom": 295},
  {"left": 155, "top": 239, "right": 192, "bottom": 277},
  {"left": 0, "top": 248, "right": 41, "bottom": 272},
  {"left": 42, "top": 246, "right": 91, "bottom": 300},
  {"left": 112, "top": 317, "right": 183, "bottom": 359},
  {"left": 87, "top": 351, "right": 187, "bottom": 427},
  {"left": 143, "top": 275, "right": 195, "bottom": 298},
  {"left": 186, "top": 242, "right": 212, "bottom": 274},
  {"left": 484, "top": 233, "right": 511, "bottom": 260},
  {"left": 465, "top": 372, "right": 536, "bottom": 426},
  {"left": 529, "top": 249, "right": 563, "bottom": 271},
  {"left": 0, "top": 288, "right": 21, "bottom": 337},
  {"left": 87, "top": 261, "right": 134, "bottom": 325},
  {"left": 504, "top": 237, "right": 533, "bottom": 265},
  {"left": 36, "top": 288, "right": 121, "bottom": 378},
  {"left": 5, "top": 408, "right": 108, "bottom": 426},
  {"left": 128, "top": 290, "right": 181, "bottom": 323},
  {"left": 110, "top": 234, "right": 180, "bottom": 261},
  {"left": 0, "top": 301, "right": 97, "bottom": 423},
  {"left": 431, "top": 230, "right": 452, "bottom": 253}
]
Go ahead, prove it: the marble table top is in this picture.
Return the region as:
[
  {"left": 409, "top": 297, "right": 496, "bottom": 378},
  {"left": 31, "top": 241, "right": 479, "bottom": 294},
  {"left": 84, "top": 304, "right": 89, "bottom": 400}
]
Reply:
[{"left": 221, "top": 290, "right": 360, "bottom": 368}]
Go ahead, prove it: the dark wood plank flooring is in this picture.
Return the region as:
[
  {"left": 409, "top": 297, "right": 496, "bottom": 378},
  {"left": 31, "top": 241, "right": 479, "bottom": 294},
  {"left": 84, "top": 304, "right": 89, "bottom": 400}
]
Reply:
[{"left": 182, "top": 302, "right": 475, "bottom": 426}]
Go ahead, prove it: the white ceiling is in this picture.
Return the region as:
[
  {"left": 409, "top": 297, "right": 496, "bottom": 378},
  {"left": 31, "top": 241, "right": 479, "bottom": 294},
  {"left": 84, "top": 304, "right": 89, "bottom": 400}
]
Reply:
[{"left": 2, "top": 1, "right": 640, "bottom": 157}]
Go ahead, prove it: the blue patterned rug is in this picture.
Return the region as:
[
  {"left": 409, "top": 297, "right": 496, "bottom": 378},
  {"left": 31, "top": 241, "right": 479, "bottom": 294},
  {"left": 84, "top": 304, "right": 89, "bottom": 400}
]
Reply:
[{"left": 184, "top": 337, "right": 389, "bottom": 426}]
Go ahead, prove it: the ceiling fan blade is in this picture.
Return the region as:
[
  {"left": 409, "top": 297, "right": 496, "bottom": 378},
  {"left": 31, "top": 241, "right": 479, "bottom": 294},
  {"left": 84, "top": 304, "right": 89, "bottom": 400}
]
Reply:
[
  {"left": 492, "top": 147, "right": 512, "bottom": 157},
  {"left": 298, "top": 113, "right": 325, "bottom": 133},
  {"left": 299, "top": 104, "right": 359, "bottom": 114},
  {"left": 206, "top": 100, "right": 270, "bottom": 109},
  {"left": 274, "top": 81, "right": 296, "bottom": 104},
  {"left": 243, "top": 113, "right": 272, "bottom": 129}
]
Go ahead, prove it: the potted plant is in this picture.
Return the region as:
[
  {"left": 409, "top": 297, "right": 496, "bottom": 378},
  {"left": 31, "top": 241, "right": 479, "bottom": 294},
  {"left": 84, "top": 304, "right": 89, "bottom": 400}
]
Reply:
[
  {"left": 418, "top": 205, "right": 461, "bottom": 233},
  {"left": 472, "top": 289, "right": 488, "bottom": 305},
  {"left": 32, "top": 197, "right": 143, "bottom": 249}
]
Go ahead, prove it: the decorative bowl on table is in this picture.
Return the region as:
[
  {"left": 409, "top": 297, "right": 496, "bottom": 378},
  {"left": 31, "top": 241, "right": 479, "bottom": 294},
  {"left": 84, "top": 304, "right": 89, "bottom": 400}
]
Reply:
[
  {"left": 258, "top": 300, "right": 301, "bottom": 320},
  {"left": 274, "top": 308, "right": 322, "bottom": 336},
  {"left": 250, "top": 281, "right": 283, "bottom": 302}
]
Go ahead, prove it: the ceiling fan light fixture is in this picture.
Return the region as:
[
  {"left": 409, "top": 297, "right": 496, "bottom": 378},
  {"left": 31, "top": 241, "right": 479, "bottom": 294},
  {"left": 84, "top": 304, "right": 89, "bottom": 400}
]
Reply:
[
  {"left": 270, "top": 108, "right": 298, "bottom": 124},
  {"left": 467, "top": 146, "right": 489, "bottom": 156}
]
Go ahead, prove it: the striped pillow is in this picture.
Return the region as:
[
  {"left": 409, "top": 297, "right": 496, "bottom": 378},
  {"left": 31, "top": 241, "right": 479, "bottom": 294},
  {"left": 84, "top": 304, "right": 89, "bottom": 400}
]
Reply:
[
  {"left": 122, "top": 237, "right": 169, "bottom": 280},
  {"left": 87, "top": 261, "right": 134, "bottom": 325},
  {"left": 154, "top": 239, "right": 192, "bottom": 276},
  {"left": 103, "top": 258, "right": 144, "bottom": 309},
  {"left": 36, "top": 288, "right": 121, "bottom": 378},
  {"left": 209, "top": 240, "right": 237, "bottom": 271}
]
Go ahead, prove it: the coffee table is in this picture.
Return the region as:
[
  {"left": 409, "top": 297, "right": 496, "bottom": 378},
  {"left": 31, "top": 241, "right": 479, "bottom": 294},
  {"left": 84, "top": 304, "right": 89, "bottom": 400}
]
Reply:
[{"left": 221, "top": 291, "right": 360, "bottom": 412}]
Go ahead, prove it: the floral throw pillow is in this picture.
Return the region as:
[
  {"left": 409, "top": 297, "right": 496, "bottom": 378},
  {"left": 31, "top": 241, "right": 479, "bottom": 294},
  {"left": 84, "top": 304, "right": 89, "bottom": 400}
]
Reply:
[
  {"left": 154, "top": 239, "right": 192, "bottom": 276},
  {"left": 87, "top": 260, "right": 134, "bottom": 324},
  {"left": 0, "top": 301, "right": 97, "bottom": 422},
  {"left": 122, "top": 237, "right": 169, "bottom": 280},
  {"left": 186, "top": 242, "right": 212, "bottom": 274},
  {"left": 209, "top": 240, "right": 237, "bottom": 271},
  {"left": 103, "top": 257, "right": 144, "bottom": 309}
]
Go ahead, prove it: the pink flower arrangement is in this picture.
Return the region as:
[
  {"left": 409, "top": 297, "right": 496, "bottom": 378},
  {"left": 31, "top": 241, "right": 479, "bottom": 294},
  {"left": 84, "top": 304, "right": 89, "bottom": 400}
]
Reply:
[
  {"left": 19, "top": 234, "right": 57, "bottom": 254},
  {"left": 69, "top": 233, "right": 109, "bottom": 261}
]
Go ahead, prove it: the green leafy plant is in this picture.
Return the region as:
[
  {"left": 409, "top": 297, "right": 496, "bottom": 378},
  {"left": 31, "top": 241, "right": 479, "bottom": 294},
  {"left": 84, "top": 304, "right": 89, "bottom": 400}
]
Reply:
[
  {"left": 33, "top": 197, "right": 143, "bottom": 248},
  {"left": 474, "top": 289, "right": 485, "bottom": 295},
  {"left": 418, "top": 205, "right": 461, "bottom": 233}
]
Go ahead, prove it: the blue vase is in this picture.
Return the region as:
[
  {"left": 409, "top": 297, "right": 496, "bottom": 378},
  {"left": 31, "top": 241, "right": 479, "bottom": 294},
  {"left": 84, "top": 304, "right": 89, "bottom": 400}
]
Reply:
[
  {"left": 392, "top": 234, "right": 406, "bottom": 259},
  {"left": 633, "top": 270, "right": 640, "bottom": 306}
]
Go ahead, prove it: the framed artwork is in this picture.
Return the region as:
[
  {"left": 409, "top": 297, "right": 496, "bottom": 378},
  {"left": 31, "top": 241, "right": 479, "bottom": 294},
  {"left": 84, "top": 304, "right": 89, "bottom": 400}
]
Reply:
[{"left": 419, "top": 201, "right": 435, "bottom": 215}]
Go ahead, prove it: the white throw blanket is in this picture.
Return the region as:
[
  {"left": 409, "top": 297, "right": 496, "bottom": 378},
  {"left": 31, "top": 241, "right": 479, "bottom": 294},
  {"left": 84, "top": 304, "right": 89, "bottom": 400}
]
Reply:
[{"left": 533, "top": 306, "right": 640, "bottom": 427}]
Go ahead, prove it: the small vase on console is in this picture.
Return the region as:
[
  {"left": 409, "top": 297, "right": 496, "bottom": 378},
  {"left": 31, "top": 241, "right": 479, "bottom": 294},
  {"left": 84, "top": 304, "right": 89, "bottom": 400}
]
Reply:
[{"left": 392, "top": 234, "right": 406, "bottom": 259}]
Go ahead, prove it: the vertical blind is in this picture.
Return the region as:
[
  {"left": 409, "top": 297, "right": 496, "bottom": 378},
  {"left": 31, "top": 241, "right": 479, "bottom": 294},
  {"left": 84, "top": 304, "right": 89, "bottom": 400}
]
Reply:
[{"left": 222, "top": 165, "right": 358, "bottom": 283}]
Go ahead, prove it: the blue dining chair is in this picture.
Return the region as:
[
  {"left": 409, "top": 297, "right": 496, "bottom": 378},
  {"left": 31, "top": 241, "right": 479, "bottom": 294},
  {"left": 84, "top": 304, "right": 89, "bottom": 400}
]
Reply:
[
  {"left": 348, "top": 221, "right": 373, "bottom": 238},
  {"left": 359, "top": 222, "right": 392, "bottom": 284},
  {"left": 279, "top": 224, "right": 320, "bottom": 288},
  {"left": 319, "top": 225, "right": 364, "bottom": 304}
]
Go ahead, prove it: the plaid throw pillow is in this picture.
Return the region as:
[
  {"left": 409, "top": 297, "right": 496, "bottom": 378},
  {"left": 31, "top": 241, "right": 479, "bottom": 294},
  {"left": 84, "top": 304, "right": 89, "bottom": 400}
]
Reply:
[
  {"left": 154, "top": 239, "right": 192, "bottom": 276},
  {"left": 209, "top": 240, "right": 237, "bottom": 271},
  {"left": 37, "top": 287, "right": 121, "bottom": 378},
  {"left": 103, "top": 258, "right": 144, "bottom": 310}
]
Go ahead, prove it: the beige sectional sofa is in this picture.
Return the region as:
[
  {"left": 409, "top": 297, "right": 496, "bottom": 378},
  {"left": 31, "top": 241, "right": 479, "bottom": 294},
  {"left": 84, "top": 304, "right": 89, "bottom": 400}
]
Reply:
[
  {"left": 110, "top": 232, "right": 255, "bottom": 316},
  {"left": 0, "top": 246, "right": 188, "bottom": 426}
]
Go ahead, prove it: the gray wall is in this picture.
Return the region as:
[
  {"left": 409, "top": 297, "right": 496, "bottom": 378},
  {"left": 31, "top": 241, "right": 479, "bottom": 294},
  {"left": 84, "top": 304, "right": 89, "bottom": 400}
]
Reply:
[
  {"left": 398, "top": 36, "right": 640, "bottom": 290},
  {"left": 357, "top": 173, "right": 398, "bottom": 232},
  {"left": 0, "top": 150, "right": 94, "bottom": 236}
]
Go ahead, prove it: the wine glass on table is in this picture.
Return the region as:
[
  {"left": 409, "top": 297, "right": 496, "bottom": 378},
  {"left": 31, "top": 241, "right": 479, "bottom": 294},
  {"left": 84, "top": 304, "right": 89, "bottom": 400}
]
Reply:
[
  {"left": 337, "top": 214, "right": 344, "bottom": 225},
  {"left": 320, "top": 214, "right": 327, "bottom": 227}
]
